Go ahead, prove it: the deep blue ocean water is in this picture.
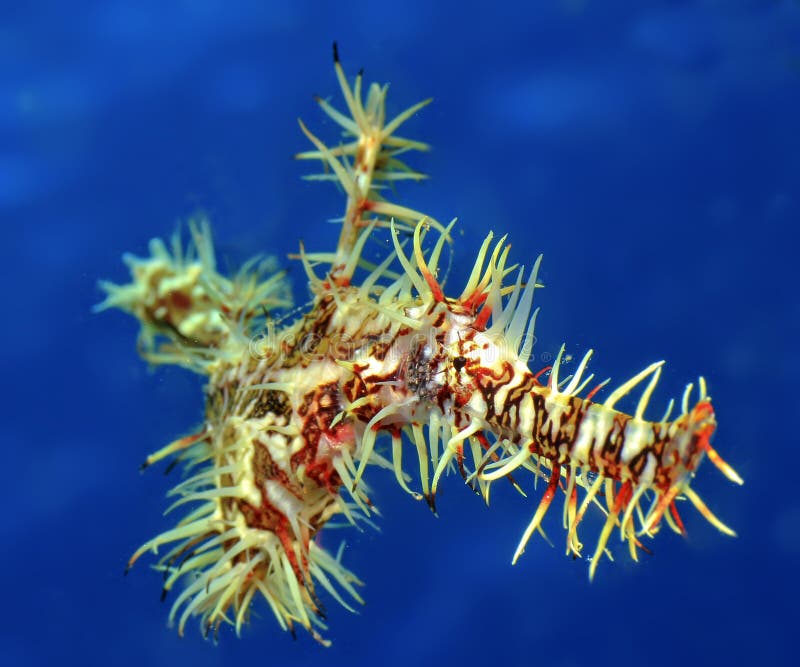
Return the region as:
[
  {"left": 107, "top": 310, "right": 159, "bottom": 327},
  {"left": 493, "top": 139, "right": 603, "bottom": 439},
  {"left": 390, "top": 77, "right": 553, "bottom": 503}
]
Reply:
[{"left": 3, "top": 2, "right": 798, "bottom": 665}]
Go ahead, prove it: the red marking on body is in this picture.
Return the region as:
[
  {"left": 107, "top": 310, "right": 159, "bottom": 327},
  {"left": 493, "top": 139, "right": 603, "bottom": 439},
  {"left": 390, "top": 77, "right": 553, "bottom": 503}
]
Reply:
[
  {"left": 688, "top": 400, "right": 740, "bottom": 484},
  {"left": 568, "top": 478, "right": 578, "bottom": 512},
  {"left": 613, "top": 481, "right": 633, "bottom": 514},
  {"left": 474, "top": 304, "right": 492, "bottom": 330},
  {"left": 419, "top": 266, "right": 445, "bottom": 302},
  {"left": 169, "top": 291, "right": 192, "bottom": 310},
  {"left": 544, "top": 463, "right": 561, "bottom": 497},
  {"left": 692, "top": 401, "right": 714, "bottom": 422},
  {"left": 276, "top": 519, "right": 306, "bottom": 584},
  {"left": 455, "top": 444, "right": 467, "bottom": 480},
  {"left": 357, "top": 198, "right": 374, "bottom": 215},
  {"left": 538, "top": 462, "right": 561, "bottom": 517},
  {"left": 691, "top": 401, "right": 717, "bottom": 457},
  {"left": 461, "top": 291, "right": 489, "bottom": 314},
  {"left": 472, "top": 360, "right": 513, "bottom": 385},
  {"left": 669, "top": 500, "right": 687, "bottom": 535},
  {"left": 296, "top": 381, "right": 357, "bottom": 485},
  {"left": 647, "top": 485, "right": 682, "bottom": 534},
  {"left": 305, "top": 461, "right": 341, "bottom": 495},
  {"left": 584, "top": 381, "right": 606, "bottom": 402},
  {"left": 533, "top": 366, "right": 551, "bottom": 383},
  {"left": 305, "top": 420, "right": 352, "bottom": 494}
]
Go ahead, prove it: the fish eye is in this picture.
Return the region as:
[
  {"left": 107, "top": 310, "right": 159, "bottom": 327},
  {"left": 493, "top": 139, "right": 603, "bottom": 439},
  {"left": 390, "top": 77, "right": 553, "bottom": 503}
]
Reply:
[{"left": 453, "top": 355, "right": 466, "bottom": 372}]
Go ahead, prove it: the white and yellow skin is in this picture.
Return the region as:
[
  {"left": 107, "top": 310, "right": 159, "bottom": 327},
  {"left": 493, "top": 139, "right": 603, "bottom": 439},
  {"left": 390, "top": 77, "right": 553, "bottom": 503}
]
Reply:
[{"left": 100, "top": 44, "right": 742, "bottom": 644}]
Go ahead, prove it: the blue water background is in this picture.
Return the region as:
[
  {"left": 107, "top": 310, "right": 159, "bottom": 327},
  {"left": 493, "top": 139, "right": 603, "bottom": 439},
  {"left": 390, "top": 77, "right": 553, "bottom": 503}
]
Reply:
[{"left": 3, "top": 1, "right": 798, "bottom": 665}]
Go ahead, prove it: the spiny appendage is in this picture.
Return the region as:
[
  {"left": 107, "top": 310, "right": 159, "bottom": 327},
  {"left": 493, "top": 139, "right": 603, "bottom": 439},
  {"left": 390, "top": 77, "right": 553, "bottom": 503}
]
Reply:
[
  {"left": 478, "top": 359, "right": 743, "bottom": 580},
  {"left": 323, "top": 217, "right": 742, "bottom": 579},
  {"left": 295, "top": 42, "right": 448, "bottom": 282},
  {"left": 125, "top": 398, "right": 366, "bottom": 643},
  {"left": 95, "top": 216, "right": 291, "bottom": 372}
]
